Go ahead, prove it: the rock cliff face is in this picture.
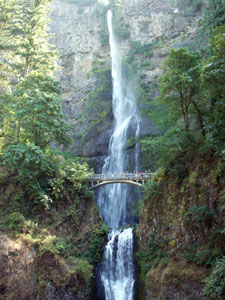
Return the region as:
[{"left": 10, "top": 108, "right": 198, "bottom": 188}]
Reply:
[
  {"left": 50, "top": 0, "right": 204, "bottom": 169},
  {"left": 135, "top": 154, "right": 225, "bottom": 299},
  {"left": 50, "top": 0, "right": 112, "bottom": 169},
  {"left": 0, "top": 232, "right": 95, "bottom": 300},
  {"left": 0, "top": 167, "right": 106, "bottom": 300},
  {"left": 0, "top": 233, "right": 37, "bottom": 300}
]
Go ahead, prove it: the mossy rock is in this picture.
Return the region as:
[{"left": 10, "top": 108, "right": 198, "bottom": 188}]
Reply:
[{"left": 145, "top": 260, "right": 208, "bottom": 300}]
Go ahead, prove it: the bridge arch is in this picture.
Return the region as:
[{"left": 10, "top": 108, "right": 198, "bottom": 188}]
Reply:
[
  {"left": 83, "top": 172, "right": 153, "bottom": 190},
  {"left": 89, "top": 180, "right": 144, "bottom": 190}
]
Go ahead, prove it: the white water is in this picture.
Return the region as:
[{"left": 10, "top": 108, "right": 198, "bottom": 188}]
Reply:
[
  {"left": 100, "top": 228, "right": 135, "bottom": 300},
  {"left": 96, "top": 10, "right": 140, "bottom": 300}
]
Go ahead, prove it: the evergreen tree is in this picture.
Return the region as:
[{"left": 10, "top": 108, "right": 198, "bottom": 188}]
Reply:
[
  {"left": 0, "top": 0, "right": 68, "bottom": 145},
  {"left": 0, "top": 0, "right": 73, "bottom": 209},
  {"left": 0, "top": 0, "right": 19, "bottom": 92},
  {"left": 14, "top": 72, "right": 71, "bottom": 148},
  {"left": 204, "top": 0, "right": 225, "bottom": 29},
  {"left": 0, "top": 0, "right": 57, "bottom": 80},
  {"left": 14, "top": 0, "right": 57, "bottom": 78}
]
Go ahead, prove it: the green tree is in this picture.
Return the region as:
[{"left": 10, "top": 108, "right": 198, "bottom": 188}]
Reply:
[
  {"left": 203, "top": 256, "right": 225, "bottom": 300},
  {"left": 2, "top": 142, "right": 55, "bottom": 209},
  {"left": 13, "top": 72, "right": 71, "bottom": 148},
  {"left": 204, "top": 0, "right": 225, "bottom": 31},
  {"left": 0, "top": 0, "right": 58, "bottom": 141},
  {"left": 158, "top": 48, "right": 205, "bottom": 138},
  {"left": 0, "top": 0, "right": 19, "bottom": 92},
  {"left": 3, "top": 0, "right": 57, "bottom": 79},
  {"left": 201, "top": 25, "right": 225, "bottom": 152},
  {"left": 0, "top": 0, "right": 74, "bottom": 210}
]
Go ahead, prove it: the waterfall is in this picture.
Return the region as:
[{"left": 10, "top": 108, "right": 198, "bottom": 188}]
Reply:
[{"left": 96, "top": 10, "right": 140, "bottom": 300}]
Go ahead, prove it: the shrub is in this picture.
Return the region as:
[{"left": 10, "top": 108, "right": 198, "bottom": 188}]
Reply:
[
  {"left": 3, "top": 143, "right": 55, "bottom": 210},
  {"left": 8, "top": 212, "right": 25, "bottom": 233},
  {"left": 88, "top": 223, "right": 108, "bottom": 265},
  {"left": 135, "top": 234, "right": 169, "bottom": 275},
  {"left": 52, "top": 161, "right": 92, "bottom": 200},
  {"left": 203, "top": 256, "right": 225, "bottom": 300},
  {"left": 40, "top": 235, "right": 74, "bottom": 258},
  {"left": 40, "top": 235, "right": 59, "bottom": 254},
  {"left": 184, "top": 205, "right": 215, "bottom": 231},
  {"left": 126, "top": 41, "right": 155, "bottom": 64},
  {"left": 194, "top": 249, "right": 216, "bottom": 266},
  {"left": 144, "top": 180, "right": 163, "bottom": 201},
  {"left": 98, "top": 28, "right": 109, "bottom": 45},
  {"left": 175, "top": 0, "right": 203, "bottom": 12},
  {"left": 75, "top": 258, "right": 93, "bottom": 285}
]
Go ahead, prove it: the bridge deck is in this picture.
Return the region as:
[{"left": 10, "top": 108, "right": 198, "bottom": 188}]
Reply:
[
  {"left": 83, "top": 172, "right": 153, "bottom": 190},
  {"left": 86, "top": 172, "right": 153, "bottom": 182}
]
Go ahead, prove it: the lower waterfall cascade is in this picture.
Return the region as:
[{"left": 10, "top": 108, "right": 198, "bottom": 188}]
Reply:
[{"left": 95, "top": 10, "right": 140, "bottom": 300}]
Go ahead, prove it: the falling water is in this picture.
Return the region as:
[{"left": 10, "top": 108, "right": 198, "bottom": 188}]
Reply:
[{"left": 96, "top": 10, "right": 140, "bottom": 300}]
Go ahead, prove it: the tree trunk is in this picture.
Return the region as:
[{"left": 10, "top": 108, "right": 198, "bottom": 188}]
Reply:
[
  {"left": 192, "top": 100, "right": 206, "bottom": 137},
  {"left": 179, "top": 92, "right": 190, "bottom": 140}
]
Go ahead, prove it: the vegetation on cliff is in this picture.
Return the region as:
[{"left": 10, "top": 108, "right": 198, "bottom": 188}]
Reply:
[
  {"left": 0, "top": 0, "right": 107, "bottom": 298},
  {"left": 136, "top": 4, "right": 225, "bottom": 299}
]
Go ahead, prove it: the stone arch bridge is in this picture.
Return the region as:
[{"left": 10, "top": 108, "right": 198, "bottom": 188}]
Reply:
[{"left": 84, "top": 172, "right": 153, "bottom": 190}]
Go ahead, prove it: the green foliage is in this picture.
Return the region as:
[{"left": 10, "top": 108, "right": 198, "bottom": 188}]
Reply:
[
  {"left": 75, "top": 258, "right": 94, "bottom": 287},
  {"left": 88, "top": 224, "right": 108, "bottom": 265},
  {"left": 159, "top": 48, "right": 203, "bottom": 137},
  {"left": 0, "top": 0, "right": 73, "bottom": 213},
  {"left": 201, "top": 25, "right": 225, "bottom": 154},
  {"left": 129, "top": 197, "right": 143, "bottom": 219},
  {"left": 78, "top": 66, "right": 111, "bottom": 144},
  {"left": 113, "top": 14, "right": 130, "bottom": 40},
  {"left": 184, "top": 248, "right": 217, "bottom": 266},
  {"left": 52, "top": 161, "right": 92, "bottom": 200},
  {"left": 144, "top": 31, "right": 225, "bottom": 168},
  {"left": 63, "top": 204, "right": 80, "bottom": 227},
  {"left": 144, "top": 180, "right": 162, "bottom": 201},
  {"left": 97, "top": 4, "right": 109, "bottom": 46},
  {"left": 189, "top": 171, "right": 198, "bottom": 184},
  {"left": 2, "top": 142, "right": 55, "bottom": 209},
  {"left": 98, "top": 28, "right": 109, "bottom": 46},
  {"left": 136, "top": 234, "right": 169, "bottom": 275},
  {"left": 88, "top": 67, "right": 111, "bottom": 114},
  {"left": 203, "top": 256, "right": 225, "bottom": 299},
  {"left": 13, "top": 72, "right": 72, "bottom": 148},
  {"left": 175, "top": 0, "right": 203, "bottom": 12},
  {"left": 0, "top": 0, "right": 67, "bottom": 149},
  {"left": 203, "top": 0, "right": 225, "bottom": 32},
  {"left": 0, "top": 0, "right": 92, "bottom": 211},
  {"left": 0, "top": 0, "right": 57, "bottom": 83},
  {"left": 184, "top": 205, "right": 215, "bottom": 230},
  {"left": 126, "top": 40, "right": 155, "bottom": 64},
  {"left": 2, "top": 143, "right": 91, "bottom": 210},
  {"left": 40, "top": 235, "right": 73, "bottom": 257},
  {"left": 141, "top": 48, "right": 208, "bottom": 170},
  {"left": 141, "top": 129, "right": 183, "bottom": 169},
  {"left": 8, "top": 212, "right": 25, "bottom": 233}
]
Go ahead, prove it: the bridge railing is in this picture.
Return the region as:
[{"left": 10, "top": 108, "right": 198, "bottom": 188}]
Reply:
[{"left": 86, "top": 172, "right": 153, "bottom": 181}]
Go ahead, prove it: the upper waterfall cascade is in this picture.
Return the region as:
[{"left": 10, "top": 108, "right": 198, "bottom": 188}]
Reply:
[{"left": 96, "top": 10, "right": 141, "bottom": 300}]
